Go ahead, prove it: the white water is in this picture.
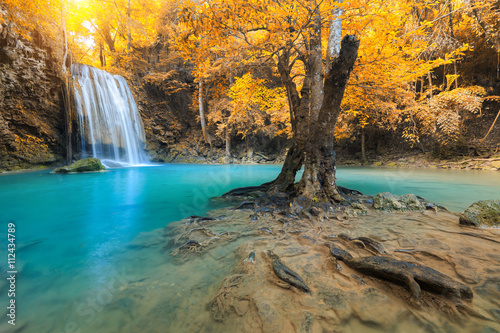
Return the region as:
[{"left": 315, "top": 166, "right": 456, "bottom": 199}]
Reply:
[{"left": 72, "top": 64, "right": 149, "bottom": 167}]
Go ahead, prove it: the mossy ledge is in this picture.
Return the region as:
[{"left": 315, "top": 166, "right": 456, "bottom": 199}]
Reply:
[{"left": 52, "top": 158, "right": 106, "bottom": 174}]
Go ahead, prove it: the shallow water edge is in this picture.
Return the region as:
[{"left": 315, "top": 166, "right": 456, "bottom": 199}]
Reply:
[{"left": 49, "top": 205, "right": 500, "bottom": 333}]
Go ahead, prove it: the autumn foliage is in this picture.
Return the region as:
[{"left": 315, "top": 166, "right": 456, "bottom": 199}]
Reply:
[{"left": 2, "top": 0, "right": 499, "bottom": 156}]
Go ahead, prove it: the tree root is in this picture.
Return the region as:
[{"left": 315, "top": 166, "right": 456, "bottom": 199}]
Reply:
[{"left": 208, "top": 274, "right": 248, "bottom": 321}]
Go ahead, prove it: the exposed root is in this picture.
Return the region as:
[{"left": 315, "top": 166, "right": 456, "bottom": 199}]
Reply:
[
  {"left": 208, "top": 274, "right": 249, "bottom": 321},
  {"left": 171, "top": 240, "right": 203, "bottom": 256}
]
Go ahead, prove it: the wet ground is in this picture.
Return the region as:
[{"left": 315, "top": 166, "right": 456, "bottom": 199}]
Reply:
[{"left": 67, "top": 205, "right": 500, "bottom": 333}]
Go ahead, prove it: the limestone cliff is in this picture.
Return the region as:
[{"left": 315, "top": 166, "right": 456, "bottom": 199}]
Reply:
[{"left": 0, "top": 22, "right": 64, "bottom": 170}]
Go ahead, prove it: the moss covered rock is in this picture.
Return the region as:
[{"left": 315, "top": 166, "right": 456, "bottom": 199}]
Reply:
[
  {"left": 345, "top": 202, "right": 368, "bottom": 217},
  {"left": 459, "top": 200, "right": 500, "bottom": 227},
  {"left": 373, "top": 192, "right": 424, "bottom": 212},
  {"left": 52, "top": 158, "right": 106, "bottom": 174}
]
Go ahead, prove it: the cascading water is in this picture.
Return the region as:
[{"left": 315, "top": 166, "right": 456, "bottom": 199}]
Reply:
[{"left": 72, "top": 63, "right": 149, "bottom": 167}]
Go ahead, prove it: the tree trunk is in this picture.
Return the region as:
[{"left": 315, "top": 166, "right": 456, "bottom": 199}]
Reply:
[
  {"left": 226, "top": 71, "right": 233, "bottom": 157},
  {"left": 225, "top": 126, "right": 231, "bottom": 157},
  {"left": 299, "top": 35, "right": 360, "bottom": 201},
  {"left": 326, "top": 3, "right": 343, "bottom": 65},
  {"left": 266, "top": 52, "right": 309, "bottom": 193},
  {"left": 309, "top": 2, "right": 323, "bottom": 123},
  {"left": 428, "top": 70, "right": 433, "bottom": 99},
  {"left": 361, "top": 127, "right": 367, "bottom": 163},
  {"left": 99, "top": 43, "right": 106, "bottom": 67},
  {"left": 102, "top": 25, "right": 116, "bottom": 53},
  {"left": 448, "top": 1, "right": 454, "bottom": 38},
  {"left": 198, "top": 80, "right": 212, "bottom": 148},
  {"left": 448, "top": 2, "right": 459, "bottom": 90}
]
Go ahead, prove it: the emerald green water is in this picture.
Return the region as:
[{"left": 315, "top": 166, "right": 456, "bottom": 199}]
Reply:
[{"left": 0, "top": 165, "right": 499, "bottom": 332}]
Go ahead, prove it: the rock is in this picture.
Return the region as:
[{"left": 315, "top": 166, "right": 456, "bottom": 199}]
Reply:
[
  {"left": 0, "top": 25, "right": 64, "bottom": 170},
  {"left": 373, "top": 192, "right": 424, "bottom": 212},
  {"left": 52, "top": 158, "right": 106, "bottom": 173},
  {"left": 459, "top": 200, "right": 500, "bottom": 227},
  {"left": 420, "top": 238, "right": 450, "bottom": 250},
  {"left": 344, "top": 202, "right": 368, "bottom": 217}
]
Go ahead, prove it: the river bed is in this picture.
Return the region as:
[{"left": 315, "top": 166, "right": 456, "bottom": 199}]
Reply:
[{"left": 0, "top": 165, "right": 499, "bottom": 332}]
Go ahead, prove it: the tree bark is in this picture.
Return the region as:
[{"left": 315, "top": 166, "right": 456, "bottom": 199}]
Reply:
[
  {"left": 266, "top": 52, "right": 309, "bottom": 193},
  {"left": 225, "top": 126, "right": 231, "bottom": 157},
  {"left": 428, "top": 70, "right": 433, "bottom": 99},
  {"left": 326, "top": 2, "right": 343, "bottom": 74},
  {"left": 309, "top": 2, "right": 323, "bottom": 124},
  {"left": 361, "top": 126, "right": 367, "bottom": 163},
  {"left": 102, "top": 25, "right": 116, "bottom": 53},
  {"left": 99, "top": 43, "right": 106, "bottom": 67},
  {"left": 299, "top": 35, "right": 360, "bottom": 201},
  {"left": 198, "top": 80, "right": 212, "bottom": 148},
  {"left": 226, "top": 71, "right": 234, "bottom": 157}
]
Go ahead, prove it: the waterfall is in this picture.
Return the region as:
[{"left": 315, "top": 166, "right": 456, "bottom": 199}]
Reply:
[{"left": 72, "top": 63, "right": 149, "bottom": 167}]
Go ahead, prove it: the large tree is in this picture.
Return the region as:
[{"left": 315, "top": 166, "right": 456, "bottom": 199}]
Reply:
[
  {"left": 178, "top": 0, "right": 360, "bottom": 201},
  {"left": 176, "top": 0, "right": 470, "bottom": 202}
]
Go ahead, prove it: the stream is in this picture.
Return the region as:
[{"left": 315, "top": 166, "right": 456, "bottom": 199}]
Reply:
[{"left": 0, "top": 165, "right": 499, "bottom": 332}]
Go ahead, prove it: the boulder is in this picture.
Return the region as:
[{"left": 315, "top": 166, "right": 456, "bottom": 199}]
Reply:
[
  {"left": 373, "top": 192, "right": 424, "bottom": 212},
  {"left": 459, "top": 200, "right": 500, "bottom": 227},
  {"left": 52, "top": 158, "right": 106, "bottom": 174}
]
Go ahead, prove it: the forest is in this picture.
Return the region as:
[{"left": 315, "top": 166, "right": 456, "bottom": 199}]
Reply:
[
  {"left": 1, "top": 2, "right": 500, "bottom": 333},
  {"left": 1, "top": 0, "right": 499, "bottom": 176}
]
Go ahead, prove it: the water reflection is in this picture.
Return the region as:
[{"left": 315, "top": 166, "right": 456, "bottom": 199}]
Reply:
[{"left": 85, "top": 168, "right": 146, "bottom": 288}]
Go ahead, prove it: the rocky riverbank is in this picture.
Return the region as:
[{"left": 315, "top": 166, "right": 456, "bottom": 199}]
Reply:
[
  {"left": 146, "top": 141, "right": 287, "bottom": 165},
  {"left": 146, "top": 139, "right": 500, "bottom": 171},
  {"left": 339, "top": 152, "right": 500, "bottom": 171},
  {"left": 96, "top": 192, "right": 500, "bottom": 333}
]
